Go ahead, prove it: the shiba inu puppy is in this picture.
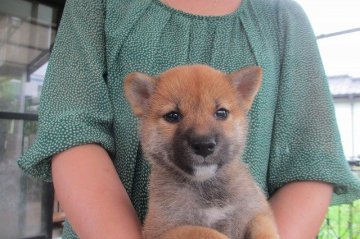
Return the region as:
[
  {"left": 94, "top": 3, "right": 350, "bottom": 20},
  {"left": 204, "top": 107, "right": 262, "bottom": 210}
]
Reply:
[{"left": 124, "top": 65, "right": 279, "bottom": 239}]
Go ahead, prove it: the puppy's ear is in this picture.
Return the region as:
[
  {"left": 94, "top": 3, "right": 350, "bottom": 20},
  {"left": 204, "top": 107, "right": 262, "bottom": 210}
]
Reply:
[
  {"left": 124, "top": 72, "right": 156, "bottom": 117},
  {"left": 228, "top": 66, "right": 262, "bottom": 112}
]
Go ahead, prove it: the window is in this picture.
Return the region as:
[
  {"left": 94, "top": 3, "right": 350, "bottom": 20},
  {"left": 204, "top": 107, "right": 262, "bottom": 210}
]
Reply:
[{"left": 0, "top": 0, "right": 64, "bottom": 238}]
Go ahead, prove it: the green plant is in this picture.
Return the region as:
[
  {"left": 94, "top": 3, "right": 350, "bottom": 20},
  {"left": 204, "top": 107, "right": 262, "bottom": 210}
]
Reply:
[{"left": 318, "top": 200, "right": 360, "bottom": 238}]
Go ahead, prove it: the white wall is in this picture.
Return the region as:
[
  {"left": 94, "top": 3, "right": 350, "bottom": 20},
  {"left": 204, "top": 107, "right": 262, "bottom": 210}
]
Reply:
[{"left": 334, "top": 98, "right": 360, "bottom": 160}]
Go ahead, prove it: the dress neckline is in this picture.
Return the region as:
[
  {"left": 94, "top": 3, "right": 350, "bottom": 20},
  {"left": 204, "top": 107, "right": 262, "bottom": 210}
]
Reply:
[{"left": 154, "top": 0, "right": 247, "bottom": 20}]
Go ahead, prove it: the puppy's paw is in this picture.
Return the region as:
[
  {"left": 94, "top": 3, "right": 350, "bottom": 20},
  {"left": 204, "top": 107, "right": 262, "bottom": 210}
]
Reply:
[
  {"left": 245, "top": 212, "right": 279, "bottom": 239},
  {"left": 160, "top": 225, "right": 229, "bottom": 239}
]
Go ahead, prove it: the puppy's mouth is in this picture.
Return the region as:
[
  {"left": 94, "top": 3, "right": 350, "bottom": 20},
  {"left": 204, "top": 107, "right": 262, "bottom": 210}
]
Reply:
[
  {"left": 171, "top": 140, "right": 227, "bottom": 181},
  {"left": 171, "top": 155, "right": 221, "bottom": 181},
  {"left": 192, "top": 163, "right": 219, "bottom": 181},
  {"left": 165, "top": 127, "right": 236, "bottom": 181}
]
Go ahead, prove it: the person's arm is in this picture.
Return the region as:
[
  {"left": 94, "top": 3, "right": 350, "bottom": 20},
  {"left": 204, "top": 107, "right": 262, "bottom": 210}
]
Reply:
[
  {"left": 269, "top": 181, "right": 333, "bottom": 239},
  {"left": 52, "top": 144, "right": 143, "bottom": 239}
]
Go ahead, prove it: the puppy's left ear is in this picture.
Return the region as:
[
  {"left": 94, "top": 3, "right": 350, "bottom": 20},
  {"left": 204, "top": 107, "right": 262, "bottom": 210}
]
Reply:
[
  {"left": 124, "top": 72, "right": 156, "bottom": 117},
  {"left": 228, "top": 66, "right": 262, "bottom": 112}
]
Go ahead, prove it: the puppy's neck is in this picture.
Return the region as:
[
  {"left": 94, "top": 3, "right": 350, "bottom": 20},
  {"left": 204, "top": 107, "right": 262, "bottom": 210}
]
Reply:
[{"left": 149, "top": 160, "right": 246, "bottom": 209}]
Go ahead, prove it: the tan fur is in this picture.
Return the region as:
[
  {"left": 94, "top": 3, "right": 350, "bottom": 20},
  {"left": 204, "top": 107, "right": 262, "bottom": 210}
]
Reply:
[
  {"left": 124, "top": 64, "right": 279, "bottom": 239},
  {"left": 245, "top": 211, "right": 280, "bottom": 239},
  {"left": 161, "top": 225, "right": 229, "bottom": 239}
]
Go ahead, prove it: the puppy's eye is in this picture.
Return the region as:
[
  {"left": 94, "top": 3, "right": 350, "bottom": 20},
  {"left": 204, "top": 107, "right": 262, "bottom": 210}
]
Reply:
[
  {"left": 164, "top": 111, "right": 183, "bottom": 123},
  {"left": 215, "top": 108, "right": 229, "bottom": 120}
]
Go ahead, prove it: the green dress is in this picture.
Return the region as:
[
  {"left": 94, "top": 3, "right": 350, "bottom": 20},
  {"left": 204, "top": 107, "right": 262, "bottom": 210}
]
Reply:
[{"left": 18, "top": 0, "right": 360, "bottom": 237}]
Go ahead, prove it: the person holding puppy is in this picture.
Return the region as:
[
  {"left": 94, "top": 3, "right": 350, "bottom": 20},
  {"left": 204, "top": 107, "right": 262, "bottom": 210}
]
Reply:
[{"left": 18, "top": 0, "right": 360, "bottom": 238}]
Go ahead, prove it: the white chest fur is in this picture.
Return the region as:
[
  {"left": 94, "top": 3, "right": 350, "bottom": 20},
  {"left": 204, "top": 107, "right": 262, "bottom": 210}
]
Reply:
[{"left": 202, "top": 205, "right": 234, "bottom": 226}]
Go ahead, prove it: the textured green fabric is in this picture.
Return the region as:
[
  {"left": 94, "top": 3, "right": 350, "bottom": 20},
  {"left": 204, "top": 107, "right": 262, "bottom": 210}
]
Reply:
[{"left": 18, "top": 0, "right": 360, "bottom": 237}]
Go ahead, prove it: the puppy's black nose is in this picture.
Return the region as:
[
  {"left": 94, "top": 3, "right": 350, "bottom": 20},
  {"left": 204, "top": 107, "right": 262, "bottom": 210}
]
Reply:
[{"left": 189, "top": 137, "right": 217, "bottom": 157}]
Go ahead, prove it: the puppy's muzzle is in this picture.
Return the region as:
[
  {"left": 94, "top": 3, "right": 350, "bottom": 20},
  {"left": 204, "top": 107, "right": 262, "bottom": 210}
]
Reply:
[{"left": 188, "top": 135, "right": 217, "bottom": 158}]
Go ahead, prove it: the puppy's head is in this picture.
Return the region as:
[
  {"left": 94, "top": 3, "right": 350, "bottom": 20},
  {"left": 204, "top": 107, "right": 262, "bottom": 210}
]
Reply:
[{"left": 124, "top": 65, "right": 262, "bottom": 181}]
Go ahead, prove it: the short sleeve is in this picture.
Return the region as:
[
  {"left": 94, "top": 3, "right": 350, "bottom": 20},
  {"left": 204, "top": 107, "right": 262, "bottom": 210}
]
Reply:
[
  {"left": 268, "top": 0, "right": 360, "bottom": 204},
  {"left": 18, "top": 0, "right": 115, "bottom": 182}
]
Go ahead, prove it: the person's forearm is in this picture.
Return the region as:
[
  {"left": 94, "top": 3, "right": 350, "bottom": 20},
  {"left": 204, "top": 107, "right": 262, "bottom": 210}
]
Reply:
[
  {"left": 52, "top": 144, "right": 142, "bottom": 239},
  {"left": 269, "top": 181, "right": 333, "bottom": 239}
]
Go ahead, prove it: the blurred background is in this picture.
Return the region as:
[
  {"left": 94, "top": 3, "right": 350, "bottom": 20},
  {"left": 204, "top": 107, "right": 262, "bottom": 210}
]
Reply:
[
  {"left": 0, "top": 0, "right": 359, "bottom": 238},
  {"left": 0, "top": 1, "right": 64, "bottom": 238}
]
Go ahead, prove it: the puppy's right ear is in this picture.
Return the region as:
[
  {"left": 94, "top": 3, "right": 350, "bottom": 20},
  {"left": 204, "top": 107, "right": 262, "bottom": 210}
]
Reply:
[
  {"left": 124, "top": 72, "right": 156, "bottom": 117},
  {"left": 228, "top": 66, "right": 262, "bottom": 113}
]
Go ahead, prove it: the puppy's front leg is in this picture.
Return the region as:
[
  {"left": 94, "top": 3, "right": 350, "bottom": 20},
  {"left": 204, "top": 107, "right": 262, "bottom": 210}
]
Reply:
[{"left": 245, "top": 212, "right": 279, "bottom": 239}]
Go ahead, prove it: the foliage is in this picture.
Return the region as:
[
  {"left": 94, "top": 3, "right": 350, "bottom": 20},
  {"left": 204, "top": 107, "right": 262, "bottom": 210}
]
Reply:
[
  {"left": 23, "top": 120, "right": 38, "bottom": 136},
  {"left": 318, "top": 200, "right": 360, "bottom": 238},
  {"left": 0, "top": 77, "right": 21, "bottom": 112}
]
